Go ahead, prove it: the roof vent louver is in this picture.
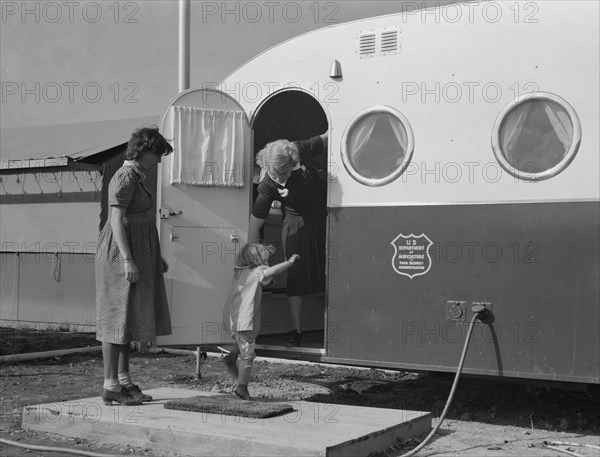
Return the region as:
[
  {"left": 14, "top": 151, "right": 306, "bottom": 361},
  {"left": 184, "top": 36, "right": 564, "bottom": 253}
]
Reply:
[
  {"left": 381, "top": 30, "right": 399, "bottom": 53},
  {"left": 359, "top": 33, "right": 376, "bottom": 56},
  {"left": 357, "top": 26, "right": 401, "bottom": 59}
]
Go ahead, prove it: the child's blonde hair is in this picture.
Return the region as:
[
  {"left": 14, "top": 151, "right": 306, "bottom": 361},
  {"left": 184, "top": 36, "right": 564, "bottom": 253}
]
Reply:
[{"left": 237, "top": 242, "right": 276, "bottom": 268}]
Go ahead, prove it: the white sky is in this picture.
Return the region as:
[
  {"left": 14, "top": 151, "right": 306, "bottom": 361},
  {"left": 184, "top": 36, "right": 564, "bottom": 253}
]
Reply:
[{"left": 1, "top": 0, "right": 453, "bottom": 128}]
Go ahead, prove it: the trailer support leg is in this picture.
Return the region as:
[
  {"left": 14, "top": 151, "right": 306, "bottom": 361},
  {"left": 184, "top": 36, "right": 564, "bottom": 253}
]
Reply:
[
  {"left": 195, "top": 347, "right": 208, "bottom": 380},
  {"left": 195, "top": 346, "right": 201, "bottom": 380}
]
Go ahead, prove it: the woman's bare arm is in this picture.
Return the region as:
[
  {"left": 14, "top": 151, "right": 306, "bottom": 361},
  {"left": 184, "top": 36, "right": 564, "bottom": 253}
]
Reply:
[
  {"left": 110, "top": 206, "right": 138, "bottom": 283},
  {"left": 248, "top": 215, "right": 266, "bottom": 242}
]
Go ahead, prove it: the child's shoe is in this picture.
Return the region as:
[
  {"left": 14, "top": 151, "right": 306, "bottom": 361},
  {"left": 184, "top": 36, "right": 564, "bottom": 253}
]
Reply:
[{"left": 234, "top": 385, "right": 251, "bottom": 400}]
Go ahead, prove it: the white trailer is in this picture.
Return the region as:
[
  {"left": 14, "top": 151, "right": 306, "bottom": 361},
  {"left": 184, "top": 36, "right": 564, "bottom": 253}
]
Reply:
[{"left": 157, "top": 1, "right": 599, "bottom": 386}]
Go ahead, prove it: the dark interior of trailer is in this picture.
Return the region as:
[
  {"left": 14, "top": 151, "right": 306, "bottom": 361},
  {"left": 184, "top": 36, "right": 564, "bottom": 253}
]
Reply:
[{"left": 251, "top": 90, "right": 329, "bottom": 351}]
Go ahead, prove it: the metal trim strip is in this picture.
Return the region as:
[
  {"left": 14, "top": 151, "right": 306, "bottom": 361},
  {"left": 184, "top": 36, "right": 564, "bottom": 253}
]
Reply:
[
  {"left": 321, "top": 357, "right": 599, "bottom": 384},
  {"left": 255, "top": 344, "right": 325, "bottom": 356},
  {"left": 327, "top": 198, "right": 599, "bottom": 208}
]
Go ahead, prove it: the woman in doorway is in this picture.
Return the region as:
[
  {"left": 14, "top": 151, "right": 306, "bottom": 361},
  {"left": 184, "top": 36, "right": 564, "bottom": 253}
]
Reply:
[
  {"left": 248, "top": 132, "right": 328, "bottom": 347},
  {"left": 95, "top": 126, "right": 173, "bottom": 405}
]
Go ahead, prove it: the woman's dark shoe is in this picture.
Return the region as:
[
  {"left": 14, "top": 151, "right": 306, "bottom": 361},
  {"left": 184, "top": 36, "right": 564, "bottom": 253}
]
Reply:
[
  {"left": 122, "top": 384, "right": 153, "bottom": 402},
  {"left": 101, "top": 388, "right": 142, "bottom": 406},
  {"left": 223, "top": 353, "right": 239, "bottom": 378},
  {"left": 285, "top": 330, "right": 302, "bottom": 347}
]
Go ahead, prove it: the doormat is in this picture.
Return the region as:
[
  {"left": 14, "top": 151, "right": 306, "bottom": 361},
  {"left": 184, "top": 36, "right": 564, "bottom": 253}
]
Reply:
[{"left": 164, "top": 396, "right": 296, "bottom": 419}]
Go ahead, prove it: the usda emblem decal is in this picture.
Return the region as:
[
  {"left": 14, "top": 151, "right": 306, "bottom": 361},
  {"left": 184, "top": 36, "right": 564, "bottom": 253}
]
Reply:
[{"left": 391, "top": 233, "right": 434, "bottom": 279}]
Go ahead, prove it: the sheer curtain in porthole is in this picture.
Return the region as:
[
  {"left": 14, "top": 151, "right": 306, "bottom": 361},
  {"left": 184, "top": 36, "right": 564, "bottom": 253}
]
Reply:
[
  {"left": 499, "top": 100, "right": 573, "bottom": 174},
  {"left": 347, "top": 112, "right": 408, "bottom": 180}
]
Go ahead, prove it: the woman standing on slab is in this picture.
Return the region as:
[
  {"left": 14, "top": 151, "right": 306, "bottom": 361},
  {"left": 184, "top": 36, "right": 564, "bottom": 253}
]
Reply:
[{"left": 95, "top": 126, "right": 173, "bottom": 405}]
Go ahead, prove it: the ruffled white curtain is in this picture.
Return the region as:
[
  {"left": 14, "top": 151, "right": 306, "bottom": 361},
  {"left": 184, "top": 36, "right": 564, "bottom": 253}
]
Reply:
[
  {"left": 501, "top": 103, "right": 531, "bottom": 163},
  {"left": 167, "top": 106, "right": 248, "bottom": 187},
  {"left": 387, "top": 116, "right": 408, "bottom": 165},
  {"left": 349, "top": 116, "right": 378, "bottom": 166},
  {"left": 349, "top": 113, "right": 408, "bottom": 168},
  {"left": 501, "top": 100, "right": 573, "bottom": 164},
  {"left": 544, "top": 103, "right": 572, "bottom": 151}
]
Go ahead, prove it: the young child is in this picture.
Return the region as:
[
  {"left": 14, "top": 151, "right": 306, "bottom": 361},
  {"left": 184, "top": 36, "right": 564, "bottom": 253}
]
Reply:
[{"left": 222, "top": 242, "right": 299, "bottom": 400}]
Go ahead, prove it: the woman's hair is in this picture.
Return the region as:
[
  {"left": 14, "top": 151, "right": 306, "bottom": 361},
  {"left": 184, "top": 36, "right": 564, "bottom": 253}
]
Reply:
[
  {"left": 256, "top": 140, "right": 298, "bottom": 176},
  {"left": 237, "top": 242, "right": 276, "bottom": 268},
  {"left": 126, "top": 126, "right": 173, "bottom": 160}
]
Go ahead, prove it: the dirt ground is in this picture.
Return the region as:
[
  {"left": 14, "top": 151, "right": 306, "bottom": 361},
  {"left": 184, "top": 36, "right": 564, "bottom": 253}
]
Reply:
[{"left": 1, "top": 327, "right": 599, "bottom": 457}]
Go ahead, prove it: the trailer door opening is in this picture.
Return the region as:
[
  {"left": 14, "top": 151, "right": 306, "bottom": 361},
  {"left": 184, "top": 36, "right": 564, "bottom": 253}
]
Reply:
[{"left": 251, "top": 89, "right": 329, "bottom": 352}]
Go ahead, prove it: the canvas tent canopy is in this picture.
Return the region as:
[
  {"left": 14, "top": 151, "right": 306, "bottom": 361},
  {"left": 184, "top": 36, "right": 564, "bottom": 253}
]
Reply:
[{"left": 1, "top": 116, "right": 158, "bottom": 172}]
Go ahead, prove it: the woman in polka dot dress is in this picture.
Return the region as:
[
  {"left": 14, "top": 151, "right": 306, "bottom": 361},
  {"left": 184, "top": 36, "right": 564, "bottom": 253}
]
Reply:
[{"left": 95, "top": 126, "right": 173, "bottom": 406}]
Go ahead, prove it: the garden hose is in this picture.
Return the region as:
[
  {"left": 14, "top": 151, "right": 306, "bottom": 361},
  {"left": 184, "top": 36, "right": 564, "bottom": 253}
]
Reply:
[
  {"left": 401, "top": 304, "right": 490, "bottom": 456},
  {"left": 0, "top": 437, "right": 120, "bottom": 457}
]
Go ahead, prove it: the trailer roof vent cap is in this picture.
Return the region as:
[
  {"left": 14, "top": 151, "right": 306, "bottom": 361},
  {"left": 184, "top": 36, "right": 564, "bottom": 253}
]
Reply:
[{"left": 329, "top": 59, "right": 342, "bottom": 79}]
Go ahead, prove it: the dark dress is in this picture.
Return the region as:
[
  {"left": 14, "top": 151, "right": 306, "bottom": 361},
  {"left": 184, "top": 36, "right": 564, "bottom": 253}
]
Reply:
[
  {"left": 95, "top": 161, "right": 172, "bottom": 344},
  {"left": 252, "top": 136, "right": 327, "bottom": 296}
]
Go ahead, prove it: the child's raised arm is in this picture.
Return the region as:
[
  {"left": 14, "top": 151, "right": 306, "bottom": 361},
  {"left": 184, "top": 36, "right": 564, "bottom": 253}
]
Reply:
[{"left": 263, "top": 254, "right": 300, "bottom": 281}]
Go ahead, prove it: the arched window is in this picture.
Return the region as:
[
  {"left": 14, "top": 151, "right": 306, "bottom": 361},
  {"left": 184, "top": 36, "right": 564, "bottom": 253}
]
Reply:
[
  {"left": 492, "top": 93, "right": 581, "bottom": 181},
  {"left": 341, "top": 106, "right": 414, "bottom": 186}
]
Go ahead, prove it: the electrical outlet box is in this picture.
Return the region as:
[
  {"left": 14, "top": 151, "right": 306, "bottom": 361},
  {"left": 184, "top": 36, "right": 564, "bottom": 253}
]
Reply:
[{"left": 447, "top": 300, "right": 466, "bottom": 322}]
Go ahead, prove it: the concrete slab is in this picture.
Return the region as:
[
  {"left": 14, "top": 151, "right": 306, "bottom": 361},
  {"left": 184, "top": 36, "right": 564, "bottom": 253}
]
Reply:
[{"left": 22, "top": 387, "right": 432, "bottom": 456}]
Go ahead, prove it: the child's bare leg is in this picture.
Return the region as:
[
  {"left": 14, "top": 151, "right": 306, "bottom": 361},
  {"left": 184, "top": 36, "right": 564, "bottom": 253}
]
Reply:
[
  {"left": 223, "top": 342, "right": 239, "bottom": 378},
  {"left": 235, "top": 359, "right": 253, "bottom": 400},
  {"left": 233, "top": 332, "right": 255, "bottom": 400}
]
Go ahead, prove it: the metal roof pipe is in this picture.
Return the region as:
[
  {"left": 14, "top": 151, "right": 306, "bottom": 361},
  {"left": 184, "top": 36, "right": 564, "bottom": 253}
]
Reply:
[{"left": 178, "top": 0, "right": 191, "bottom": 92}]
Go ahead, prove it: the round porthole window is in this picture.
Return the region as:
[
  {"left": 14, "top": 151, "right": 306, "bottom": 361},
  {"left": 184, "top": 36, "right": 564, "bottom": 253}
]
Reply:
[
  {"left": 491, "top": 93, "right": 581, "bottom": 181},
  {"left": 341, "top": 106, "right": 414, "bottom": 186}
]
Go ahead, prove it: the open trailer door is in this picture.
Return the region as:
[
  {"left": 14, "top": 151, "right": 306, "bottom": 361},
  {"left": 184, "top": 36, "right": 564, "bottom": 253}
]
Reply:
[{"left": 156, "top": 89, "right": 251, "bottom": 346}]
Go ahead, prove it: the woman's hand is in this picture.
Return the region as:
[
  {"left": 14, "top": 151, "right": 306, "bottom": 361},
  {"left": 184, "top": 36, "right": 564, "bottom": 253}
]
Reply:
[
  {"left": 124, "top": 260, "right": 139, "bottom": 283},
  {"left": 288, "top": 254, "right": 300, "bottom": 264},
  {"left": 161, "top": 257, "right": 169, "bottom": 273}
]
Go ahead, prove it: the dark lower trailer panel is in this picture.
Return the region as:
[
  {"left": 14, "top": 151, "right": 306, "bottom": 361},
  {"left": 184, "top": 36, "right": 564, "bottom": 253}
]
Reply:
[{"left": 326, "top": 202, "right": 600, "bottom": 385}]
